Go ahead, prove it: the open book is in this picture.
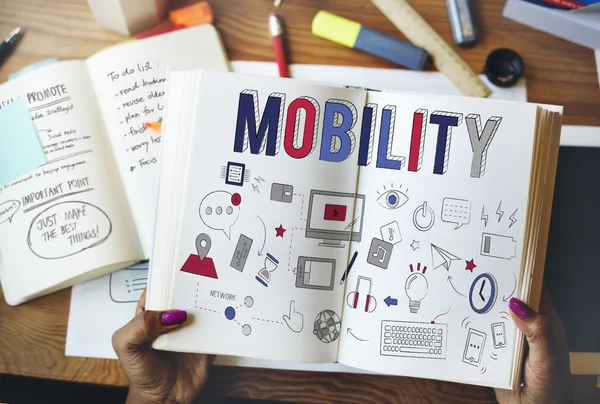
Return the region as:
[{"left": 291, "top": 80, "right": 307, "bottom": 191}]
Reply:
[
  {"left": 148, "top": 71, "right": 562, "bottom": 389},
  {"left": 0, "top": 25, "right": 229, "bottom": 305}
]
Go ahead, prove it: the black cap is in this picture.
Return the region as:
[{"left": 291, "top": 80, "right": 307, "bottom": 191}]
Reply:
[{"left": 485, "top": 48, "right": 524, "bottom": 88}]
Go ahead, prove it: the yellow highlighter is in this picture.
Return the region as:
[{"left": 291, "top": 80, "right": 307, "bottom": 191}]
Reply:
[{"left": 312, "top": 11, "right": 428, "bottom": 71}]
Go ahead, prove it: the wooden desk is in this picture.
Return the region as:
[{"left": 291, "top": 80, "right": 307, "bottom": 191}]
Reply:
[{"left": 0, "top": 0, "right": 599, "bottom": 403}]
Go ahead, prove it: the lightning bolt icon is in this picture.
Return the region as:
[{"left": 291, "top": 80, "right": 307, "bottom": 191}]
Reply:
[
  {"left": 252, "top": 184, "right": 260, "bottom": 193},
  {"left": 481, "top": 207, "right": 488, "bottom": 227},
  {"left": 509, "top": 209, "right": 518, "bottom": 228},
  {"left": 496, "top": 202, "right": 504, "bottom": 223}
]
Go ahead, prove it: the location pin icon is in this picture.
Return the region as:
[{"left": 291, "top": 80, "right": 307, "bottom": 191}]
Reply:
[{"left": 195, "top": 233, "right": 212, "bottom": 261}]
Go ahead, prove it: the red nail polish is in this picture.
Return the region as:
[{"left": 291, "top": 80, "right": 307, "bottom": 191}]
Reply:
[
  {"left": 509, "top": 298, "right": 535, "bottom": 320},
  {"left": 161, "top": 310, "right": 187, "bottom": 326}
]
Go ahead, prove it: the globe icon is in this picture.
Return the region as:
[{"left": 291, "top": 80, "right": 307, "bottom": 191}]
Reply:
[{"left": 313, "top": 309, "right": 341, "bottom": 343}]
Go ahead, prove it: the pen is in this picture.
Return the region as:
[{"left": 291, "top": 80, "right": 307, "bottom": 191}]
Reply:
[
  {"left": 340, "top": 251, "right": 358, "bottom": 285},
  {"left": 446, "top": 0, "right": 478, "bottom": 47},
  {"left": 0, "top": 28, "right": 23, "bottom": 67},
  {"left": 269, "top": 13, "right": 289, "bottom": 78}
]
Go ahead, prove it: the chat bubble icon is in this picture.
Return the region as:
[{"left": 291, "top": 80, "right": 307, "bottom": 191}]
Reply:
[
  {"left": 0, "top": 200, "right": 21, "bottom": 224},
  {"left": 199, "top": 191, "right": 240, "bottom": 239},
  {"left": 441, "top": 198, "right": 471, "bottom": 230},
  {"left": 110, "top": 267, "right": 148, "bottom": 303},
  {"left": 27, "top": 201, "right": 112, "bottom": 259}
]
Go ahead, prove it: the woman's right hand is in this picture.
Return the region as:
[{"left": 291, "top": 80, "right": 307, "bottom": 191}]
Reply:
[
  {"left": 112, "top": 290, "right": 213, "bottom": 404},
  {"left": 494, "top": 288, "right": 572, "bottom": 404}
]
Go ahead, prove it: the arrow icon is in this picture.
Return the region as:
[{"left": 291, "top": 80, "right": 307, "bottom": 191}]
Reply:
[
  {"left": 502, "top": 272, "right": 517, "bottom": 302},
  {"left": 384, "top": 296, "right": 398, "bottom": 307},
  {"left": 447, "top": 276, "right": 466, "bottom": 297},
  {"left": 256, "top": 215, "right": 266, "bottom": 256},
  {"left": 347, "top": 328, "right": 368, "bottom": 342}
]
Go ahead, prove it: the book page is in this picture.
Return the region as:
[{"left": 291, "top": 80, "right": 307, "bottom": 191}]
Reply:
[
  {"left": 86, "top": 25, "right": 230, "bottom": 257},
  {"left": 0, "top": 61, "right": 143, "bottom": 305},
  {"left": 152, "top": 71, "right": 367, "bottom": 363},
  {"left": 337, "top": 91, "right": 539, "bottom": 388}
]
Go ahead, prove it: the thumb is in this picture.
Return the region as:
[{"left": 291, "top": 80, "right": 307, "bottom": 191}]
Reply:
[
  {"left": 113, "top": 309, "right": 187, "bottom": 355},
  {"left": 283, "top": 314, "right": 291, "bottom": 324},
  {"left": 508, "top": 298, "right": 553, "bottom": 362}
]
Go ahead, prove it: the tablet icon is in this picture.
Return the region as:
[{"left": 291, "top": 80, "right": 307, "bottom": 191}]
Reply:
[
  {"left": 491, "top": 322, "right": 507, "bottom": 349},
  {"left": 296, "top": 256, "right": 336, "bottom": 291},
  {"left": 463, "top": 328, "right": 486, "bottom": 366}
]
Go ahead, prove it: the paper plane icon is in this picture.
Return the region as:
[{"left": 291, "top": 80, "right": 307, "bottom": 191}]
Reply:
[{"left": 431, "top": 244, "right": 460, "bottom": 271}]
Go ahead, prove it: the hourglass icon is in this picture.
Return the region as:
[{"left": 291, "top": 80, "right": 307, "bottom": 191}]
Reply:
[{"left": 255, "top": 253, "right": 279, "bottom": 287}]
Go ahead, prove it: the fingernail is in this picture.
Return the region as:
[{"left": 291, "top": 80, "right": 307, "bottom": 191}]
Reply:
[
  {"left": 509, "top": 298, "right": 536, "bottom": 320},
  {"left": 161, "top": 310, "right": 187, "bottom": 326}
]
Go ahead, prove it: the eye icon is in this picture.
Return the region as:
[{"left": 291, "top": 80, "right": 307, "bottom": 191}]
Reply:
[{"left": 377, "top": 186, "right": 409, "bottom": 210}]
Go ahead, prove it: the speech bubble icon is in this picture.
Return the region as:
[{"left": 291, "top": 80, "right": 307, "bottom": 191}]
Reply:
[
  {"left": 0, "top": 200, "right": 21, "bottom": 225},
  {"left": 27, "top": 201, "right": 112, "bottom": 259},
  {"left": 199, "top": 191, "right": 240, "bottom": 240},
  {"left": 441, "top": 198, "right": 471, "bottom": 230}
]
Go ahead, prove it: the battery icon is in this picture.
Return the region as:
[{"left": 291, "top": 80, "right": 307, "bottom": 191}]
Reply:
[{"left": 480, "top": 233, "right": 517, "bottom": 260}]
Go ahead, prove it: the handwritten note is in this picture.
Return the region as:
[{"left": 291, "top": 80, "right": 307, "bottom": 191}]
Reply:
[
  {"left": 86, "top": 25, "right": 230, "bottom": 256},
  {"left": 105, "top": 61, "right": 164, "bottom": 173}
]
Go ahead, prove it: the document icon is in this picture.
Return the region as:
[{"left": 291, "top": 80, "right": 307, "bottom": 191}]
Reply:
[{"left": 224, "top": 161, "right": 246, "bottom": 187}]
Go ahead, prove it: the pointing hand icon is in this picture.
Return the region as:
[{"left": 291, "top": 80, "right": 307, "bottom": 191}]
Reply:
[{"left": 283, "top": 300, "right": 304, "bottom": 333}]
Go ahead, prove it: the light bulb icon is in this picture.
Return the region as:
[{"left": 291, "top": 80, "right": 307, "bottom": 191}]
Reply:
[{"left": 405, "top": 272, "right": 428, "bottom": 314}]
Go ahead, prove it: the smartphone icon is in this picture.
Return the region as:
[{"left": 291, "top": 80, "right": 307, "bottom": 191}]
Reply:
[
  {"left": 491, "top": 322, "right": 507, "bottom": 349},
  {"left": 463, "top": 328, "right": 486, "bottom": 366}
]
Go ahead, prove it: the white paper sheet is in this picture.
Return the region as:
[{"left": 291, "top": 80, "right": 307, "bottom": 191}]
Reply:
[
  {"left": 230, "top": 61, "right": 528, "bottom": 102},
  {"left": 66, "top": 262, "right": 148, "bottom": 358},
  {"left": 67, "top": 62, "right": 527, "bottom": 373}
]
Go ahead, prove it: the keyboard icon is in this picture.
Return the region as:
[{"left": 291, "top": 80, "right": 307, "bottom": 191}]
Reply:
[{"left": 380, "top": 320, "right": 447, "bottom": 359}]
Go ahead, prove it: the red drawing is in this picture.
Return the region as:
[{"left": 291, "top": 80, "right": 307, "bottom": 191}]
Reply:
[
  {"left": 323, "top": 204, "right": 347, "bottom": 221},
  {"left": 180, "top": 254, "right": 218, "bottom": 279},
  {"left": 465, "top": 259, "right": 477, "bottom": 273},
  {"left": 231, "top": 193, "right": 242, "bottom": 206},
  {"left": 409, "top": 262, "right": 427, "bottom": 274},
  {"left": 275, "top": 224, "right": 286, "bottom": 238}
]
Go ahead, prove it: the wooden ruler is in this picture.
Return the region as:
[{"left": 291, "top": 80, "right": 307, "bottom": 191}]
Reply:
[{"left": 371, "top": 0, "right": 491, "bottom": 98}]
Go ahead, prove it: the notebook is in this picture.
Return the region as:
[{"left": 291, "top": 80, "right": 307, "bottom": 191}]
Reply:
[
  {"left": 0, "top": 25, "right": 229, "bottom": 305},
  {"left": 146, "top": 70, "right": 562, "bottom": 389},
  {"left": 65, "top": 62, "right": 526, "bottom": 373}
]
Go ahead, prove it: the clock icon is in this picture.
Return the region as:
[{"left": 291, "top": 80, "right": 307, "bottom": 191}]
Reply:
[{"left": 469, "top": 273, "right": 498, "bottom": 314}]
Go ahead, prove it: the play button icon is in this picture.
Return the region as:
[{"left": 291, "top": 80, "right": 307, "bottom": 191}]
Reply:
[{"left": 324, "top": 204, "right": 347, "bottom": 221}]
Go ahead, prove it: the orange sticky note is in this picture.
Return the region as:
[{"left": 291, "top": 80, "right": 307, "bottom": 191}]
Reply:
[
  {"left": 144, "top": 122, "right": 162, "bottom": 132},
  {"left": 169, "top": 2, "right": 214, "bottom": 27}
]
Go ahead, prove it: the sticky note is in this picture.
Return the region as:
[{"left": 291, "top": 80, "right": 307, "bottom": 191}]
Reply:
[
  {"left": 0, "top": 99, "right": 46, "bottom": 186},
  {"left": 169, "top": 2, "right": 214, "bottom": 27}
]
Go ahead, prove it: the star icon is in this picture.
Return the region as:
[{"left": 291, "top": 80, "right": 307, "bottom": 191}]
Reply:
[
  {"left": 410, "top": 240, "right": 420, "bottom": 251},
  {"left": 465, "top": 259, "right": 477, "bottom": 273},
  {"left": 275, "top": 224, "right": 286, "bottom": 238}
]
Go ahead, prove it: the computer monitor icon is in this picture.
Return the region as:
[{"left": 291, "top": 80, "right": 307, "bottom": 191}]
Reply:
[{"left": 305, "top": 190, "right": 365, "bottom": 248}]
